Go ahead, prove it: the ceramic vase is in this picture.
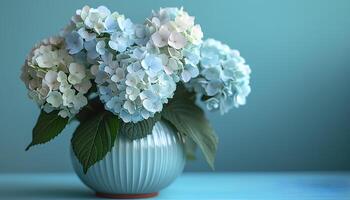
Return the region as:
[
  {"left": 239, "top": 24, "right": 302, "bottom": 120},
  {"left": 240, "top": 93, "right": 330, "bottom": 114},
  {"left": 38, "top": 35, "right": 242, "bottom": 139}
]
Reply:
[{"left": 71, "top": 120, "right": 186, "bottom": 199}]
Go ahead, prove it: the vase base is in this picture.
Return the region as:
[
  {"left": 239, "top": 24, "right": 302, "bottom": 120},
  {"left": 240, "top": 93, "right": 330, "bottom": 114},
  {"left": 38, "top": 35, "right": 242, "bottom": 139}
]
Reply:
[{"left": 96, "top": 192, "right": 159, "bottom": 199}]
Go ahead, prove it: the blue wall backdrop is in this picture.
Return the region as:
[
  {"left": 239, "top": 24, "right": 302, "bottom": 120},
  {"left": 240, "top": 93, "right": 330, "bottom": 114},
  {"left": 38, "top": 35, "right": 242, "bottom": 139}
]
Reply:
[{"left": 0, "top": 0, "right": 349, "bottom": 172}]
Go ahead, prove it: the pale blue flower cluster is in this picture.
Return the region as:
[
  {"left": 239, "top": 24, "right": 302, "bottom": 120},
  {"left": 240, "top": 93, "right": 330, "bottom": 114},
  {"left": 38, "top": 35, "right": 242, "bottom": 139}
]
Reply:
[
  {"left": 186, "top": 39, "right": 251, "bottom": 114},
  {"left": 145, "top": 7, "right": 203, "bottom": 83},
  {"left": 61, "top": 5, "right": 150, "bottom": 64},
  {"left": 93, "top": 7, "right": 205, "bottom": 123},
  {"left": 22, "top": 5, "right": 252, "bottom": 123},
  {"left": 95, "top": 47, "right": 176, "bottom": 123}
]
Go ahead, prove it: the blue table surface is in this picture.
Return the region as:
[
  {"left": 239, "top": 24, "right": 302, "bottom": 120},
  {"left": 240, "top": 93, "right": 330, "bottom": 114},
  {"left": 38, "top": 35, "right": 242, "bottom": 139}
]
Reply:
[{"left": 0, "top": 172, "right": 349, "bottom": 200}]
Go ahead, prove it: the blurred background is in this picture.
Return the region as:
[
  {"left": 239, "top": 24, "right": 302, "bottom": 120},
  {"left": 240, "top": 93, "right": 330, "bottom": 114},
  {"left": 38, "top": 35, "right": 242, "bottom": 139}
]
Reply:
[{"left": 0, "top": 0, "right": 349, "bottom": 173}]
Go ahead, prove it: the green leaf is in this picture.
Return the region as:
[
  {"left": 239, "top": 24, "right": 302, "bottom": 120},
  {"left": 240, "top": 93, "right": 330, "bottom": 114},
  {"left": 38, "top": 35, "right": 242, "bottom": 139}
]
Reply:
[
  {"left": 76, "top": 97, "right": 104, "bottom": 122},
  {"left": 120, "top": 113, "right": 161, "bottom": 140},
  {"left": 71, "top": 111, "right": 120, "bottom": 173},
  {"left": 163, "top": 120, "right": 197, "bottom": 160},
  {"left": 26, "top": 110, "right": 68, "bottom": 151},
  {"left": 162, "top": 86, "right": 218, "bottom": 169},
  {"left": 184, "top": 136, "right": 197, "bottom": 160}
]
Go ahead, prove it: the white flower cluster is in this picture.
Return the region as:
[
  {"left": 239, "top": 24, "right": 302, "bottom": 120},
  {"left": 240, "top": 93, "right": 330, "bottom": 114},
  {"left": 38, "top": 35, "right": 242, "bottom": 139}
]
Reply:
[
  {"left": 21, "top": 37, "right": 92, "bottom": 118},
  {"left": 146, "top": 7, "right": 203, "bottom": 82},
  {"left": 95, "top": 47, "right": 176, "bottom": 123},
  {"left": 186, "top": 39, "right": 251, "bottom": 114}
]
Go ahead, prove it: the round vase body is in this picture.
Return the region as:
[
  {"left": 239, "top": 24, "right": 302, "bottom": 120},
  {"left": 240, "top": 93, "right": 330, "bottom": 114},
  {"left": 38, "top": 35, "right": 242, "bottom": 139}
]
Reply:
[{"left": 70, "top": 120, "right": 186, "bottom": 197}]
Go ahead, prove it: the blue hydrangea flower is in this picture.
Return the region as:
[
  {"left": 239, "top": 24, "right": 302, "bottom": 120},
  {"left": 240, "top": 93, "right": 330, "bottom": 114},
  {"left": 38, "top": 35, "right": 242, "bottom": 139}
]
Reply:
[
  {"left": 133, "top": 24, "right": 150, "bottom": 46},
  {"left": 96, "top": 41, "right": 106, "bottom": 55},
  {"left": 183, "top": 45, "right": 200, "bottom": 65},
  {"left": 140, "top": 90, "right": 162, "bottom": 113},
  {"left": 185, "top": 39, "right": 251, "bottom": 114},
  {"left": 62, "top": 6, "right": 139, "bottom": 64},
  {"left": 108, "top": 32, "right": 130, "bottom": 52},
  {"left": 181, "top": 63, "right": 199, "bottom": 82},
  {"left": 95, "top": 47, "right": 176, "bottom": 123},
  {"left": 104, "top": 13, "right": 119, "bottom": 33},
  {"left": 118, "top": 18, "right": 134, "bottom": 35},
  {"left": 77, "top": 28, "right": 96, "bottom": 41},
  {"left": 141, "top": 54, "right": 163, "bottom": 77},
  {"left": 106, "top": 17, "right": 137, "bottom": 53},
  {"left": 84, "top": 40, "right": 99, "bottom": 59},
  {"left": 65, "top": 32, "right": 84, "bottom": 54}
]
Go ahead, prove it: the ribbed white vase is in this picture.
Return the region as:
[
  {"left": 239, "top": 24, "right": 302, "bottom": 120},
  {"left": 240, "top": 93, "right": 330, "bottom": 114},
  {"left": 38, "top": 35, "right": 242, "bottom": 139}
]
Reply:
[{"left": 70, "top": 120, "right": 186, "bottom": 198}]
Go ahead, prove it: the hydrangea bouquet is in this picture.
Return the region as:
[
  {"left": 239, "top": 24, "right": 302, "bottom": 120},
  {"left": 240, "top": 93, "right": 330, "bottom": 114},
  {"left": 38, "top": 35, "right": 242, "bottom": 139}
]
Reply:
[{"left": 22, "top": 6, "right": 251, "bottom": 174}]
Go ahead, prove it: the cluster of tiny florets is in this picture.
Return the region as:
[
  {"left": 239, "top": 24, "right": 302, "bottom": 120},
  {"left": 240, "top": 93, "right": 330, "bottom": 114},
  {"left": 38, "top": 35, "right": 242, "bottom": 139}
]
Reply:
[
  {"left": 21, "top": 5, "right": 251, "bottom": 122},
  {"left": 186, "top": 39, "right": 251, "bottom": 114},
  {"left": 21, "top": 37, "right": 92, "bottom": 118}
]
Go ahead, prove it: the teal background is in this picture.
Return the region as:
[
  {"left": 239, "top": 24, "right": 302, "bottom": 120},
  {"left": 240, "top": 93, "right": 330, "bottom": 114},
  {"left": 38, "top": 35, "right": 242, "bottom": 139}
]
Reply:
[{"left": 1, "top": 0, "right": 349, "bottom": 172}]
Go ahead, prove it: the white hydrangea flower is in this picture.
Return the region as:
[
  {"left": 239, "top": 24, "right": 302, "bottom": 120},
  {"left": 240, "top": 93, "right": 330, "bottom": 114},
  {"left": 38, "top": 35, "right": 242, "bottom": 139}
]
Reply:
[
  {"left": 43, "top": 70, "right": 59, "bottom": 90},
  {"left": 146, "top": 7, "right": 203, "bottom": 83},
  {"left": 96, "top": 47, "right": 176, "bottom": 123},
  {"left": 151, "top": 25, "right": 171, "bottom": 48},
  {"left": 189, "top": 25, "right": 203, "bottom": 45},
  {"left": 46, "top": 91, "right": 63, "bottom": 108},
  {"left": 168, "top": 32, "right": 187, "bottom": 49},
  {"left": 79, "top": 5, "right": 111, "bottom": 34},
  {"left": 21, "top": 37, "right": 92, "bottom": 118},
  {"left": 185, "top": 39, "right": 251, "bottom": 114},
  {"left": 68, "top": 63, "right": 86, "bottom": 84}
]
